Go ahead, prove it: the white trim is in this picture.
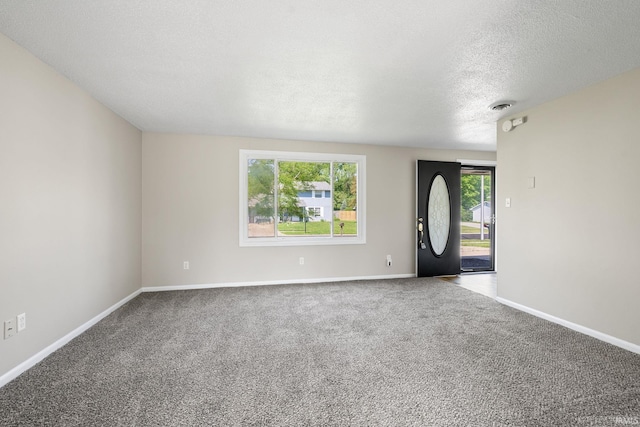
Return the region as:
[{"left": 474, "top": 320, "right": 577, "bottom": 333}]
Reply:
[
  {"left": 141, "top": 273, "right": 416, "bottom": 293},
  {"left": 456, "top": 158, "right": 497, "bottom": 167},
  {"left": 0, "top": 289, "right": 142, "bottom": 389},
  {"left": 496, "top": 297, "right": 640, "bottom": 355}
]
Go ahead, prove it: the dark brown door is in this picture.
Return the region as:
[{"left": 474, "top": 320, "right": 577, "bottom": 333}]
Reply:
[{"left": 417, "top": 160, "right": 461, "bottom": 277}]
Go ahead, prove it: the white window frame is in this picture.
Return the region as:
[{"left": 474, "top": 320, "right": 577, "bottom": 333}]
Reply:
[
  {"left": 239, "top": 150, "right": 366, "bottom": 247},
  {"left": 307, "top": 207, "right": 322, "bottom": 218}
]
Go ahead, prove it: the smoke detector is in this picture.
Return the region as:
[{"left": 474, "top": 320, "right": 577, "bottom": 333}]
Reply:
[{"left": 502, "top": 116, "right": 526, "bottom": 132}]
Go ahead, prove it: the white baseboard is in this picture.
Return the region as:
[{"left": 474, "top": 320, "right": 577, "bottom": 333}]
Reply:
[
  {"left": 495, "top": 297, "right": 640, "bottom": 355},
  {"left": 141, "top": 273, "right": 416, "bottom": 293},
  {"left": 0, "top": 289, "right": 142, "bottom": 389}
]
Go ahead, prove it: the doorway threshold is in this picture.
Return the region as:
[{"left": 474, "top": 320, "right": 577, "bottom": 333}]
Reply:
[{"left": 439, "top": 273, "right": 497, "bottom": 299}]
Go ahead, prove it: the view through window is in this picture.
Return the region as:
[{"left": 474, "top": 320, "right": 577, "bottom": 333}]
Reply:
[{"left": 240, "top": 150, "right": 365, "bottom": 246}]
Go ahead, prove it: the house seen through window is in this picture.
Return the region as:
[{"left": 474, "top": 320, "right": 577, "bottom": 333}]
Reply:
[{"left": 240, "top": 150, "right": 365, "bottom": 246}]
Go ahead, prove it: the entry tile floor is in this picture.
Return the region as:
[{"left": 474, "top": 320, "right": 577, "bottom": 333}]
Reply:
[{"left": 439, "top": 273, "right": 497, "bottom": 299}]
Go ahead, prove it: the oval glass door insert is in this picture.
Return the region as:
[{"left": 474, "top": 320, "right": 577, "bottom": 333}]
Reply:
[{"left": 427, "top": 174, "right": 451, "bottom": 256}]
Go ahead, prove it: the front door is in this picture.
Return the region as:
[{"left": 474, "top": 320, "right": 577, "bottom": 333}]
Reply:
[{"left": 417, "top": 160, "right": 461, "bottom": 277}]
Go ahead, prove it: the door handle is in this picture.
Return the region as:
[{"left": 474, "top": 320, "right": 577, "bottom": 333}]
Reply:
[{"left": 417, "top": 218, "right": 426, "bottom": 249}]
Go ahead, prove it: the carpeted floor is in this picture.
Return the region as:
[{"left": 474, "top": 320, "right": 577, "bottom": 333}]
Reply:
[{"left": 1, "top": 277, "right": 639, "bottom": 426}]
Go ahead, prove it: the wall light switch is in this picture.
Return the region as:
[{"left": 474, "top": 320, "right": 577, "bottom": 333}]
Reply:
[
  {"left": 183, "top": 261, "right": 190, "bottom": 270},
  {"left": 505, "top": 197, "right": 511, "bottom": 208},
  {"left": 527, "top": 176, "right": 536, "bottom": 189}
]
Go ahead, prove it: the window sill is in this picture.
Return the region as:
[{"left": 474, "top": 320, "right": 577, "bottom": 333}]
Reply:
[{"left": 239, "top": 236, "right": 366, "bottom": 247}]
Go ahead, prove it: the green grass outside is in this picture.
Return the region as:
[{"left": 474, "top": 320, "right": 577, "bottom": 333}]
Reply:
[
  {"left": 461, "top": 225, "right": 490, "bottom": 233},
  {"left": 461, "top": 239, "right": 491, "bottom": 248},
  {"left": 278, "top": 219, "right": 357, "bottom": 235},
  {"left": 278, "top": 220, "right": 483, "bottom": 239}
]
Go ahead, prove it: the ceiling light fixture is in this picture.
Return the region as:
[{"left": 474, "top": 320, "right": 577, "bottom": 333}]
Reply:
[{"left": 489, "top": 101, "right": 515, "bottom": 111}]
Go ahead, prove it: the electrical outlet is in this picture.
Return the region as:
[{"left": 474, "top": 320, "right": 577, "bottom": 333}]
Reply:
[
  {"left": 4, "top": 319, "right": 15, "bottom": 339},
  {"left": 386, "top": 255, "right": 392, "bottom": 267},
  {"left": 17, "top": 313, "right": 26, "bottom": 332},
  {"left": 299, "top": 257, "right": 304, "bottom": 265},
  {"left": 183, "top": 261, "right": 190, "bottom": 270}
]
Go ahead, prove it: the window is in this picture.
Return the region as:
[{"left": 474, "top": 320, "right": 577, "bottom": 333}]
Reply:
[
  {"left": 240, "top": 150, "right": 366, "bottom": 246},
  {"left": 307, "top": 207, "right": 322, "bottom": 218}
]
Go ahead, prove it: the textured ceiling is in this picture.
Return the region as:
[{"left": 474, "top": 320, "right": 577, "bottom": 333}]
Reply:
[{"left": 2, "top": 1, "right": 640, "bottom": 151}]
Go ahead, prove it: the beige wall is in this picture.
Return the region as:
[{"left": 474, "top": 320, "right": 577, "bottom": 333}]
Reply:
[
  {"left": 0, "top": 34, "right": 142, "bottom": 377},
  {"left": 142, "top": 133, "right": 495, "bottom": 287},
  {"left": 497, "top": 67, "right": 640, "bottom": 346}
]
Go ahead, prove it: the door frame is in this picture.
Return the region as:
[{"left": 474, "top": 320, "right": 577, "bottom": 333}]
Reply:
[{"left": 457, "top": 159, "right": 497, "bottom": 273}]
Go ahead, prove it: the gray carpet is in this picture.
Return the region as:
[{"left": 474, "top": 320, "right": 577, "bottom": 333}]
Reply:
[{"left": 1, "top": 278, "right": 639, "bottom": 426}]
